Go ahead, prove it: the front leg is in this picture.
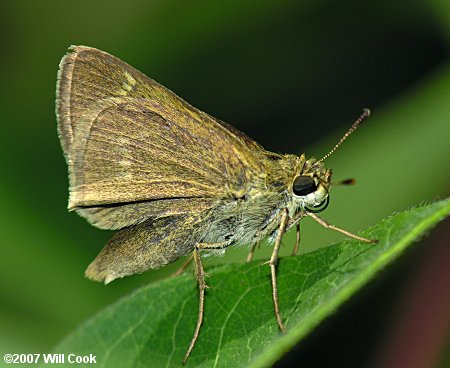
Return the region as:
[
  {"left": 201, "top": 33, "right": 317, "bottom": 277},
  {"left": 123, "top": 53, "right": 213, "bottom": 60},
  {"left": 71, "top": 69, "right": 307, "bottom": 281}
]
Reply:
[
  {"left": 306, "top": 212, "right": 377, "bottom": 243},
  {"left": 267, "top": 208, "right": 289, "bottom": 332}
]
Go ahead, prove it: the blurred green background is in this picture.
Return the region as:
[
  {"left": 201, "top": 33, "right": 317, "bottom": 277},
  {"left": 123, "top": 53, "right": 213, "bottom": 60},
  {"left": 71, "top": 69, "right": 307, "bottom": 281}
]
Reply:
[{"left": 0, "top": 1, "right": 449, "bottom": 367}]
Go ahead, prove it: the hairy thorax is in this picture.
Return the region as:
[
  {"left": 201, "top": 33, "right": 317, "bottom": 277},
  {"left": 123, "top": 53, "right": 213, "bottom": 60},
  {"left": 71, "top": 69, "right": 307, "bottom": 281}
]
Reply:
[{"left": 201, "top": 153, "right": 302, "bottom": 247}]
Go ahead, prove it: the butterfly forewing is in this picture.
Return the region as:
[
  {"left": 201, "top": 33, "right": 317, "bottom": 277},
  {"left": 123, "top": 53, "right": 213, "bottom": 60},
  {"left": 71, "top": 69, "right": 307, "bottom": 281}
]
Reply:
[{"left": 56, "top": 46, "right": 264, "bottom": 230}]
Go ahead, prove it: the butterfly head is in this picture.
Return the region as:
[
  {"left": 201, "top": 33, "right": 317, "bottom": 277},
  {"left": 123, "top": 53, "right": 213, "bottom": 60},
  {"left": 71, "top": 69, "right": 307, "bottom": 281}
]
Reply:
[
  {"left": 290, "top": 109, "right": 370, "bottom": 213},
  {"left": 291, "top": 159, "right": 331, "bottom": 213}
]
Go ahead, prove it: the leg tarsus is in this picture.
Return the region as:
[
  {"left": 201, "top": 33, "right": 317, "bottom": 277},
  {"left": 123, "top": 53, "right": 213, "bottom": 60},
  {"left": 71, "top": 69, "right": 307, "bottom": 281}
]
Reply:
[
  {"left": 182, "top": 240, "right": 231, "bottom": 364},
  {"left": 306, "top": 212, "right": 377, "bottom": 243},
  {"left": 267, "top": 208, "right": 289, "bottom": 332},
  {"left": 182, "top": 248, "right": 206, "bottom": 364}
]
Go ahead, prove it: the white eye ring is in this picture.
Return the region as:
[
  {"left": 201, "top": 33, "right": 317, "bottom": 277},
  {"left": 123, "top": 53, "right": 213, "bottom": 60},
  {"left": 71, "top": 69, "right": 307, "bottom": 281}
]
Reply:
[{"left": 305, "top": 196, "right": 330, "bottom": 213}]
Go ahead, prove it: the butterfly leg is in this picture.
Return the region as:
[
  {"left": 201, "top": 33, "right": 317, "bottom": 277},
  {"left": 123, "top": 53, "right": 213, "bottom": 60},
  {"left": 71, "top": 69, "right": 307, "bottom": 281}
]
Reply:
[
  {"left": 306, "top": 212, "right": 377, "bottom": 243},
  {"left": 292, "top": 223, "right": 301, "bottom": 256},
  {"left": 183, "top": 241, "right": 230, "bottom": 364},
  {"left": 172, "top": 254, "right": 194, "bottom": 277},
  {"left": 246, "top": 243, "right": 259, "bottom": 262},
  {"left": 267, "top": 208, "right": 289, "bottom": 332}
]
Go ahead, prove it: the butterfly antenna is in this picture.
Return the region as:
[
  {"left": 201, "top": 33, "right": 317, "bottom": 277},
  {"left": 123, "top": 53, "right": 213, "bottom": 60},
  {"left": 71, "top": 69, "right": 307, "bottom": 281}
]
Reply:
[{"left": 318, "top": 108, "right": 371, "bottom": 163}]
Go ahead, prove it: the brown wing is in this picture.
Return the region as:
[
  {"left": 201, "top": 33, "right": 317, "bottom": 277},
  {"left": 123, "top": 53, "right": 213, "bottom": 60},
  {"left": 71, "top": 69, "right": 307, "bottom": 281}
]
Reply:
[
  {"left": 85, "top": 214, "right": 205, "bottom": 283},
  {"left": 56, "top": 46, "right": 264, "bottom": 229}
]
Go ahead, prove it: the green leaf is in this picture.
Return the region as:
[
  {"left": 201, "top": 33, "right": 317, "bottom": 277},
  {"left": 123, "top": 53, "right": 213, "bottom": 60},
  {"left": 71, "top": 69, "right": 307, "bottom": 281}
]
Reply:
[{"left": 51, "top": 199, "right": 449, "bottom": 368}]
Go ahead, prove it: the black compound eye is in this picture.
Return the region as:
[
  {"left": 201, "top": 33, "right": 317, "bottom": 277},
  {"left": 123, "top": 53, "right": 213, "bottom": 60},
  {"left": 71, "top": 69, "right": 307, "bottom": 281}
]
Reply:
[{"left": 293, "top": 176, "right": 317, "bottom": 196}]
